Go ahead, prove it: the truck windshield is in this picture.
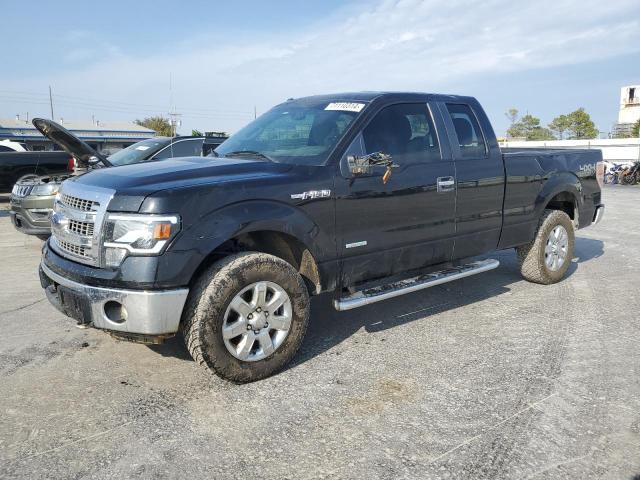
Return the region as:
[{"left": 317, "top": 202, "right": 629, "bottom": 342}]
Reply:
[
  {"left": 214, "top": 100, "right": 365, "bottom": 166},
  {"left": 108, "top": 139, "right": 169, "bottom": 166}
]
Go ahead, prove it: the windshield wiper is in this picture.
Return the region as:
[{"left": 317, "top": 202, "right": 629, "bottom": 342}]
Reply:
[{"left": 223, "top": 150, "right": 274, "bottom": 161}]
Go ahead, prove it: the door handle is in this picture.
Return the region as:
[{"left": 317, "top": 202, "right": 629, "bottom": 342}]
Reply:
[{"left": 437, "top": 176, "right": 455, "bottom": 193}]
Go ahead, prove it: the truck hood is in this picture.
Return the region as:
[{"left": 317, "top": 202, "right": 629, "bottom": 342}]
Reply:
[
  {"left": 68, "top": 156, "right": 293, "bottom": 210},
  {"left": 32, "top": 118, "right": 112, "bottom": 167}
]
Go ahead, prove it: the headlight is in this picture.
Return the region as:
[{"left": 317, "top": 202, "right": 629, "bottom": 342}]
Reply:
[
  {"left": 31, "top": 183, "right": 60, "bottom": 196},
  {"left": 102, "top": 214, "right": 180, "bottom": 267}
]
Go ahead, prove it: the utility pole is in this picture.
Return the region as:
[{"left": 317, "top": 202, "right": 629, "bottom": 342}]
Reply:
[
  {"left": 168, "top": 111, "right": 182, "bottom": 137},
  {"left": 49, "top": 86, "right": 55, "bottom": 120},
  {"left": 254, "top": 105, "right": 257, "bottom": 119}
]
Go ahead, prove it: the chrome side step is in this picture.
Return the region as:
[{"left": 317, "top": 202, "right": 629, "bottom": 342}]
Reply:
[{"left": 334, "top": 259, "right": 500, "bottom": 311}]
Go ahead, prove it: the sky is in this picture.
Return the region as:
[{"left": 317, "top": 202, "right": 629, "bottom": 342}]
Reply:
[{"left": 1, "top": 0, "right": 639, "bottom": 137}]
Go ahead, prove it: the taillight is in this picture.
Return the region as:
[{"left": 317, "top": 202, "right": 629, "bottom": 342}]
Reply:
[
  {"left": 67, "top": 157, "right": 75, "bottom": 172},
  {"left": 596, "top": 161, "right": 604, "bottom": 188}
]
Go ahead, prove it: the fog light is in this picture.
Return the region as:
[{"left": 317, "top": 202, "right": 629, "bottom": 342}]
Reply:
[
  {"left": 104, "top": 301, "right": 127, "bottom": 324},
  {"left": 105, "top": 247, "right": 127, "bottom": 267}
]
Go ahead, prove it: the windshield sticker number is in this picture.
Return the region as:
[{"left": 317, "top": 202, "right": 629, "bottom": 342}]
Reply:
[
  {"left": 136, "top": 146, "right": 151, "bottom": 151},
  {"left": 325, "top": 102, "right": 365, "bottom": 113}
]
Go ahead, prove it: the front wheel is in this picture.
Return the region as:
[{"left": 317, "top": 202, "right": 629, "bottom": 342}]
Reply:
[
  {"left": 516, "top": 209, "right": 575, "bottom": 285},
  {"left": 181, "top": 252, "right": 310, "bottom": 383}
]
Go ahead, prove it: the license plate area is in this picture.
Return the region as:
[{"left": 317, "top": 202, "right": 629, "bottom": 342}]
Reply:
[{"left": 57, "top": 286, "right": 92, "bottom": 325}]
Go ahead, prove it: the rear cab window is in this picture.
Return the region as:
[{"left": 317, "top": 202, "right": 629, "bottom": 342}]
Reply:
[
  {"left": 445, "top": 103, "right": 487, "bottom": 158},
  {"left": 154, "top": 139, "right": 204, "bottom": 159}
]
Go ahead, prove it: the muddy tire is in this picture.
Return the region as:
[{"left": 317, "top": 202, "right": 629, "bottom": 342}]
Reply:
[
  {"left": 181, "top": 252, "right": 310, "bottom": 383},
  {"left": 516, "top": 209, "right": 574, "bottom": 285}
]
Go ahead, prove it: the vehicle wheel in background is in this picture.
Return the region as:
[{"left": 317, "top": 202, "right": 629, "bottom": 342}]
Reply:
[
  {"left": 516, "top": 209, "right": 574, "bottom": 285},
  {"left": 181, "top": 252, "right": 310, "bottom": 383}
]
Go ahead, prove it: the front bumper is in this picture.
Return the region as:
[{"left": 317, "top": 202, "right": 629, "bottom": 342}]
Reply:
[
  {"left": 592, "top": 204, "right": 604, "bottom": 225},
  {"left": 40, "top": 262, "right": 189, "bottom": 337},
  {"left": 10, "top": 194, "right": 54, "bottom": 236}
]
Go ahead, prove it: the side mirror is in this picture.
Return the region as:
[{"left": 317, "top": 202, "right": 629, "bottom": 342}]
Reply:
[
  {"left": 347, "top": 154, "right": 374, "bottom": 175},
  {"left": 347, "top": 152, "right": 398, "bottom": 184}
]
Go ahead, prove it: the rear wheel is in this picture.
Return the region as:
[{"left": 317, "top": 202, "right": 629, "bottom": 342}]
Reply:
[
  {"left": 516, "top": 209, "right": 574, "bottom": 285},
  {"left": 181, "top": 252, "right": 310, "bottom": 383}
]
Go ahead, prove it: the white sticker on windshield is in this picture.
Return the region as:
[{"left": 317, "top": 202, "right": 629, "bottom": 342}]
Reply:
[
  {"left": 325, "top": 102, "right": 365, "bottom": 113},
  {"left": 136, "top": 145, "right": 151, "bottom": 151}
]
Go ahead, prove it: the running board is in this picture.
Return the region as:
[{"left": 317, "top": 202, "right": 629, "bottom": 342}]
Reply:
[{"left": 334, "top": 259, "right": 500, "bottom": 311}]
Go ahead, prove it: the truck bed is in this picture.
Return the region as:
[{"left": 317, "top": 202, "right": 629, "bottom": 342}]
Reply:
[{"left": 499, "top": 147, "right": 602, "bottom": 248}]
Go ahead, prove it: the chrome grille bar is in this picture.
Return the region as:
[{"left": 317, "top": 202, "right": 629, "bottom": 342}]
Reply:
[
  {"left": 50, "top": 181, "right": 115, "bottom": 267},
  {"left": 11, "top": 184, "right": 34, "bottom": 197}
]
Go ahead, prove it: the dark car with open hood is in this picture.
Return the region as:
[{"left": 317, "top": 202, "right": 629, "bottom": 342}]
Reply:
[
  {"left": 9, "top": 119, "right": 226, "bottom": 237},
  {"left": 37, "top": 92, "right": 605, "bottom": 383}
]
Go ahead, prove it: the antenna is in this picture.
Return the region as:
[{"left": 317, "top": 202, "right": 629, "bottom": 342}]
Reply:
[
  {"left": 49, "top": 86, "right": 55, "bottom": 120},
  {"left": 168, "top": 72, "right": 181, "bottom": 137}
]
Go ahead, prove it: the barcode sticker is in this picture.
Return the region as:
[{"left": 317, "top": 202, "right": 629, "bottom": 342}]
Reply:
[{"left": 325, "top": 102, "right": 365, "bottom": 113}]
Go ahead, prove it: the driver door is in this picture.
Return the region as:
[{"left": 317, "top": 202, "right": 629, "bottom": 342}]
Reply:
[{"left": 334, "top": 103, "right": 456, "bottom": 287}]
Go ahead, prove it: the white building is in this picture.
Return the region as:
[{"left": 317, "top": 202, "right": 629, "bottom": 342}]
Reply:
[
  {"left": 0, "top": 117, "right": 155, "bottom": 153},
  {"left": 612, "top": 85, "right": 640, "bottom": 137}
]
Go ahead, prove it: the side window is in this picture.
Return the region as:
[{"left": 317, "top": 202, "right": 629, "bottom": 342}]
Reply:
[
  {"left": 362, "top": 103, "right": 440, "bottom": 163},
  {"left": 445, "top": 103, "right": 487, "bottom": 158},
  {"left": 0, "top": 145, "right": 14, "bottom": 152},
  {"left": 155, "top": 139, "right": 203, "bottom": 159}
]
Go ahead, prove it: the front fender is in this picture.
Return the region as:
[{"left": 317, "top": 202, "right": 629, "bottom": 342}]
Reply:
[{"left": 154, "top": 200, "right": 334, "bottom": 288}]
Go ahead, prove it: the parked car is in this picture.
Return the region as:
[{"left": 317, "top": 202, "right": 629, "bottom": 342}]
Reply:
[
  {"left": 38, "top": 92, "right": 604, "bottom": 382},
  {"left": 0, "top": 139, "right": 28, "bottom": 152},
  {"left": 10, "top": 122, "right": 225, "bottom": 237}
]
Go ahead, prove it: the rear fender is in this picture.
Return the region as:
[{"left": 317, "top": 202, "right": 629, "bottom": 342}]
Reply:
[{"left": 534, "top": 172, "right": 582, "bottom": 220}]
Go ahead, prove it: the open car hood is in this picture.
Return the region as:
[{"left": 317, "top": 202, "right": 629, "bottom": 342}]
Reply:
[{"left": 32, "top": 118, "right": 112, "bottom": 167}]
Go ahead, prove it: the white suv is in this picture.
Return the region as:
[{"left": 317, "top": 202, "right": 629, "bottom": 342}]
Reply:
[{"left": 0, "top": 140, "right": 28, "bottom": 152}]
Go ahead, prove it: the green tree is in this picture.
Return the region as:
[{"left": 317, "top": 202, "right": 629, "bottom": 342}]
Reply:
[
  {"left": 191, "top": 129, "right": 203, "bottom": 137},
  {"left": 632, "top": 119, "right": 640, "bottom": 137},
  {"left": 565, "top": 108, "right": 599, "bottom": 139},
  {"left": 507, "top": 114, "right": 554, "bottom": 141},
  {"left": 135, "top": 116, "right": 173, "bottom": 137},
  {"left": 548, "top": 114, "right": 571, "bottom": 140},
  {"left": 505, "top": 108, "right": 519, "bottom": 126}
]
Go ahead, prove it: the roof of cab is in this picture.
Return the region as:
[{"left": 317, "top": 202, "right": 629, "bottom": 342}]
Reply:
[{"left": 284, "top": 91, "right": 473, "bottom": 105}]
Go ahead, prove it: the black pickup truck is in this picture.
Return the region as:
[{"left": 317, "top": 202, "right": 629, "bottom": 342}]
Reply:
[
  {"left": 38, "top": 92, "right": 604, "bottom": 382},
  {"left": 0, "top": 150, "right": 73, "bottom": 193}
]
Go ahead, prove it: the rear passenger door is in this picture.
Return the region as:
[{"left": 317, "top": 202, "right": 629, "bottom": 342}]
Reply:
[
  {"left": 438, "top": 102, "right": 505, "bottom": 259},
  {"left": 336, "top": 102, "right": 456, "bottom": 286}
]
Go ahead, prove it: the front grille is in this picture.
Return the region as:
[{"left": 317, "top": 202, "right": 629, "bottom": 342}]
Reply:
[
  {"left": 60, "top": 193, "right": 99, "bottom": 212},
  {"left": 67, "top": 219, "right": 94, "bottom": 237},
  {"left": 56, "top": 239, "right": 90, "bottom": 259},
  {"left": 50, "top": 183, "right": 113, "bottom": 267},
  {"left": 11, "top": 184, "right": 33, "bottom": 197}
]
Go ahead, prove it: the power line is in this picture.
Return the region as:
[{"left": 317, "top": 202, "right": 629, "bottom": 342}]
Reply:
[
  {"left": 0, "top": 89, "right": 254, "bottom": 116},
  {"left": 0, "top": 96, "right": 253, "bottom": 120}
]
